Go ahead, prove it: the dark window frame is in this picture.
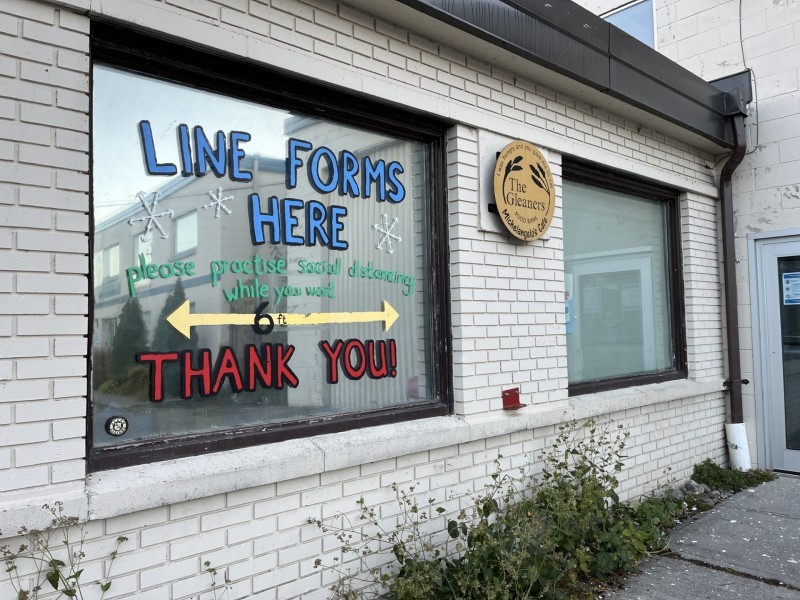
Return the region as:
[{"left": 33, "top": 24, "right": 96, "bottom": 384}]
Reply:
[
  {"left": 563, "top": 158, "right": 687, "bottom": 396},
  {"left": 88, "top": 22, "right": 453, "bottom": 471}
]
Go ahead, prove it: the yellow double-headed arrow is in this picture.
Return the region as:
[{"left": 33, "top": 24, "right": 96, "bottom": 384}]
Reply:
[{"left": 166, "top": 300, "right": 400, "bottom": 339}]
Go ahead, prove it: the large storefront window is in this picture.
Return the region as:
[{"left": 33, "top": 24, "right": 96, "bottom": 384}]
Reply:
[
  {"left": 90, "top": 27, "right": 450, "bottom": 468},
  {"left": 563, "top": 161, "right": 685, "bottom": 393}
]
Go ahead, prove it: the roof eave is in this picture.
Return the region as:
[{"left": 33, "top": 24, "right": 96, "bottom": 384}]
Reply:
[{"left": 350, "top": 0, "right": 751, "bottom": 154}]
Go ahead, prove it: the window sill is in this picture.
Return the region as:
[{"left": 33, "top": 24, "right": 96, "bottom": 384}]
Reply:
[
  {"left": 85, "top": 417, "right": 472, "bottom": 521},
  {"left": 0, "top": 378, "right": 725, "bottom": 536},
  {"left": 568, "top": 377, "right": 723, "bottom": 420},
  {"left": 169, "top": 248, "right": 196, "bottom": 262},
  {"left": 85, "top": 378, "right": 723, "bottom": 520}
]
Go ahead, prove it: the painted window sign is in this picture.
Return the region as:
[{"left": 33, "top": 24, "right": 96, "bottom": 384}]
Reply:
[{"left": 92, "top": 65, "right": 433, "bottom": 448}]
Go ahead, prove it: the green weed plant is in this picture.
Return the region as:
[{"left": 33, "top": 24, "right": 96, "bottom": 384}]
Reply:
[
  {"left": 1, "top": 502, "right": 127, "bottom": 600},
  {"left": 691, "top": 458, "right": 775, "bottom": 492},
  {"left": 311, "top": 420, "right": 685, "bottom": 600},
  {"left": 202, "top": 561, "right": 232, "bottom": 600}
]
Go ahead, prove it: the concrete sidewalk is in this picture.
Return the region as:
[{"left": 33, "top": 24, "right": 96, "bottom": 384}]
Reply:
[{"left": 610, "top": 474, "right": 800, "bottom": 599}]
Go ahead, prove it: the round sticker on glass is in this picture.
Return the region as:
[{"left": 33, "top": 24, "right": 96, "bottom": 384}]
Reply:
[
  {"left": 493, "top": 140, "right": 555, "bottom": 241},
  {"left": 105, "top": 416, "right": 128, "bottom": 437}
]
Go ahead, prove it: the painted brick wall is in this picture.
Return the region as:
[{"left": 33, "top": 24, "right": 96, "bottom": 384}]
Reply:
[
  {"left": 447, "top": 124, "right": 567, "bottom": 414},
  {"left": 0, "top": 0, "right": 731, "bottom": 598},
  {"left": 0, "top": 393, "right": 727, "bottom": 600},
  {"left": 0, "top": 0, "right": 90, "bottom": 497},
  {"left": 681, "top": 192, "right": 725, "bottom": 381},
  {"left": 655, "top": 0, "right": 800, "bottom": 463}
]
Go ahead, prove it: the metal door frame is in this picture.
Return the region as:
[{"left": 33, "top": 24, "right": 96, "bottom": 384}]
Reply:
[{"left": 749, "top": 229, "right": 800, "bottom": 471}]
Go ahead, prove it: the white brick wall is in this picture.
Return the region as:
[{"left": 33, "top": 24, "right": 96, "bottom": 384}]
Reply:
[
  {"left": 681, "top": 192, "right": 725, "bottom": 380},
  {"left": 651, "top": 0, "right": 800, "bottom": 464},
  {"left": 0, "top": 0, "right": 732, "bottom": 597},
  {"left": 0, "top": 392, "right": 727, "bottom": 600},
  {"left": 0, "top": 0, "right": 89, "bottom": 499}
]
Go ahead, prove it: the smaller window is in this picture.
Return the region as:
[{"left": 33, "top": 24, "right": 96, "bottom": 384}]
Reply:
[
  {"left": 95, "top": 245, "right": 119, "bottom": 284},
  {"left": 563, "top": 160, "right": 685, "bottom": 394},
  {"left": 101, "top": 318, "right": 116, "bottom": 349},
  {"left": 93, "top": 251, "right": 103, "bottom": 287},
  {"left": 107, "top": 244, "right": 120, "bottom": 280},
  {"left": 603, "top": 0, "right": 655, "bottom": 48},
  {"left": 174, "top": 212, "right": 197, "bottom": 257},
  {"left": 141, "top": 311, "right": 151, "bottom": 338},
  {"left": 136, "top": 235, "right": 153, "bottom": 264},
  {"left": 133, "top": 235, "right": 153, "bottom": 291}
]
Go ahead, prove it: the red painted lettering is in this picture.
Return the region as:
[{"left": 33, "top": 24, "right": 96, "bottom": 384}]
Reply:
[
  {"left": 343, "top": 339, "right": 367, "bottom": 380},
  {"left": 136, "top": 351, "right": 179, "bottom": 402},
  {"left": 182, "top": 349, "right": 212, "bottom": 398},
  {"left": 246, "top": 343, "right": 271, "bottom": 389},
  {"left": 275, "top": 344, "right": 299, "bottom": 388},
  {"left": 319, "top": 339, "right": 344, "bottom": 383},
  {"left": 366, "top": 340, "right": 388, "bottom": 379},
  {"left": 212, "top": 346, "right": 244, "bottom": 394},
  {"left": 319, "top": 338, "right": 397, "bottom": 383}
]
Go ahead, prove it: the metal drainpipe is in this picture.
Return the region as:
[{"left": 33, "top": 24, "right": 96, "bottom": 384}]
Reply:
[{"left": 719, "top": 114, "right": 748, "bottom": 424}]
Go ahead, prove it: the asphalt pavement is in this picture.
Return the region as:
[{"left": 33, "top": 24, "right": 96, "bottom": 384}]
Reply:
[{"left": 610, "top": 474, "right": 800, "bottom": 599}]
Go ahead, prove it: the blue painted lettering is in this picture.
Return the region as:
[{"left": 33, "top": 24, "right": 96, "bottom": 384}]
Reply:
[
  {"left": 282, "top": 198, "right": 304, "bottom": 246},
  {"left": 306, "top": 200, "right": 328, "bottom": 247},
  {"left": 229, "top": 131, "right": 253, "bottom": 182},
  {"left": 286, "top": 138, "right": 312, "bottom": 189},
  {"left": 249, "top": 194, "right": 348, "bottom": 250},
  {"left": 194, "top": 126, "right": 226, "bottom": 177},
  {"left": 177, "top": 124, "right": 192, "bottom": 176},
  {"left": 282, "top": 139, "right": 404, "bottom": 204},
  {"left": 309, "top": 147, "right": 338, "bottom": 194},
  {"left": 339, "top": 150, "right": 359, "bottom": 197},
  {"left": 329, "top": 206, "right": 348, "bottom": 250},
  {"left": 138, "top": 120, "right": 177, "bottom": 176},
  {"left": 362, "top": 157, "right": 386, "bottom": 201},
  {"left": 139, "top": 121, "right": 253, "bottom": 182},
  {"left": 387, "top": 162, "right": 405, "bottom": 203},
  {"left": 249, "top": 194, "right": 281, "bottom": 245}
]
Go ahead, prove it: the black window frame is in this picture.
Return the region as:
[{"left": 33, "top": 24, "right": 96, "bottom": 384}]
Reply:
[
  {"left": 88, "top": 22, "right": 453, "bottom": 471},
  {"left": 562, "top": 158, "right": 687, "bottom": 396}
]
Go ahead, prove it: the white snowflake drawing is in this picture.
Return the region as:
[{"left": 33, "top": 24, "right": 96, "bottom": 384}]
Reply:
[
  {"left": 127, "top": 191, "right": 174, "bottom": 242},
  {"left": 373, "top": 213, "right": 401, "bottom": 254},
  {"left": 203, "top": 186, "right": 234, "bottom": 218}
]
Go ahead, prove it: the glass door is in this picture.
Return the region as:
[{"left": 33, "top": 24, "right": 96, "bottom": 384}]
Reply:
[
  {"left": 778, "top": 256, "right": 800, "bottom": 456},
  {"left": 757, "top": 238, "right": 800, "bottom": 472}
]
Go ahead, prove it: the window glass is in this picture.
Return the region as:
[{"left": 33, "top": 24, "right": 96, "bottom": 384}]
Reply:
[
  {"left": 604, "top": 0, "right": 655, "bottom": 48},
  {"left": 563, "top": 179, "right": 673, "bottom": 384},
  {"left": 91, "top": 65, "right": 436, "bottom": 451}
]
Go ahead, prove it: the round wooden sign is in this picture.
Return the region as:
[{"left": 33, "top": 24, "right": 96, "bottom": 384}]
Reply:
[{"left": 493, "top": 140, "right": 555, "bottom": 241}]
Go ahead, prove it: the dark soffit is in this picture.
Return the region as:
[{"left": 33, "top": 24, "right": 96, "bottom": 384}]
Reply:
[{"left": 392, "top": 0, "right": 744, "bottom": 149}]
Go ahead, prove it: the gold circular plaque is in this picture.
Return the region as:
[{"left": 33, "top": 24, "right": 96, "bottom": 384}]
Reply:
[{"left": 493, "top": 140, "right": 555, "bottom": 241}]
